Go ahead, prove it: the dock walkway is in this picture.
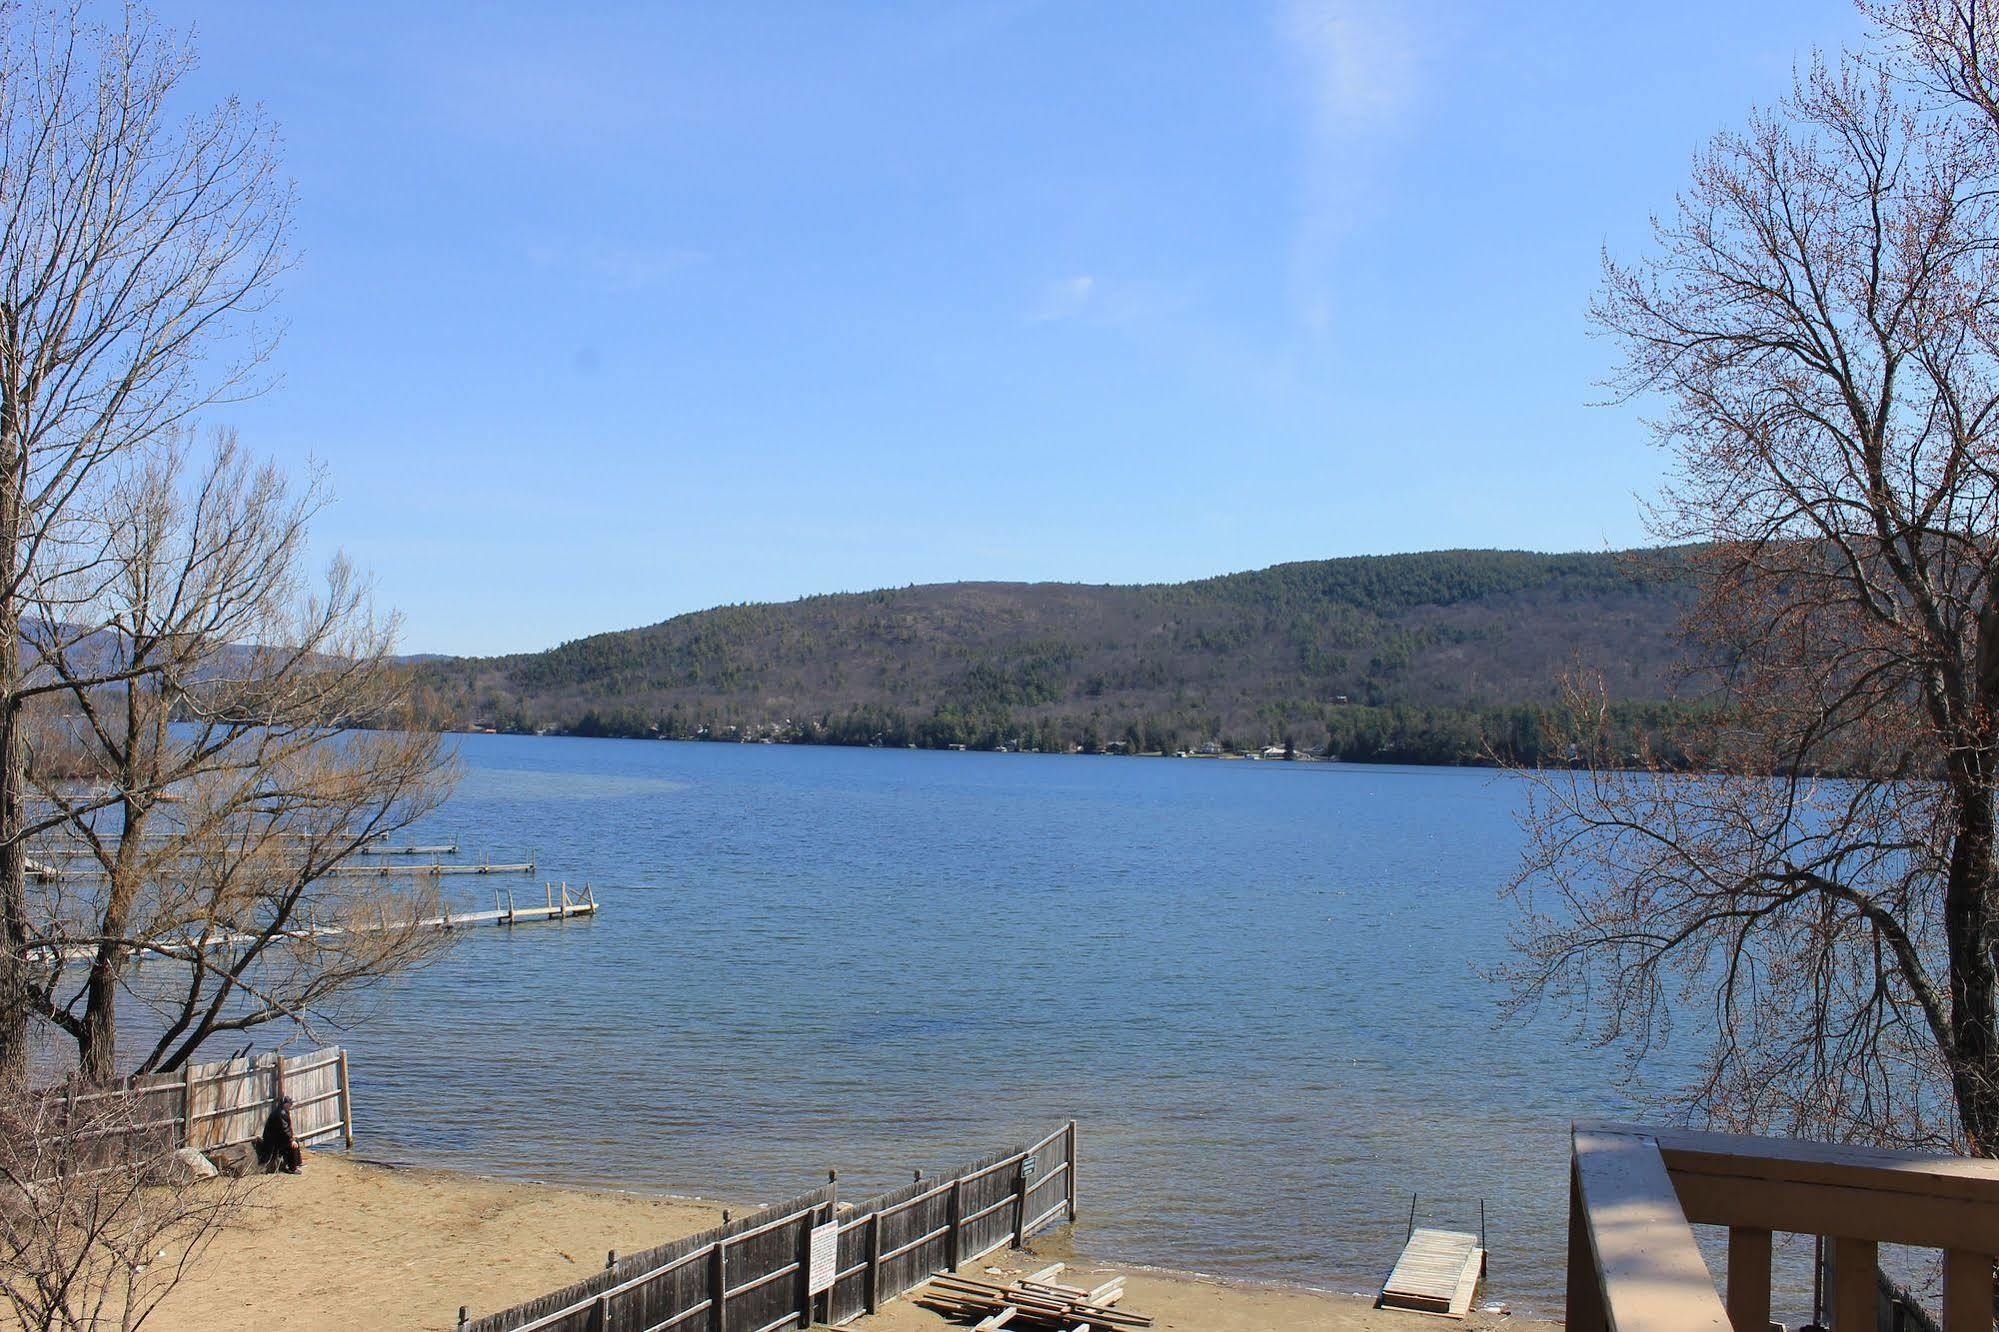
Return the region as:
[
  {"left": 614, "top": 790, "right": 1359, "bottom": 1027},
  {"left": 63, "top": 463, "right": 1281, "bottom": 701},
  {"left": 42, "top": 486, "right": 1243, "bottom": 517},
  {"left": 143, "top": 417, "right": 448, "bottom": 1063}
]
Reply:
[
  {"left": 1379, "top": 1227, "right": 1484, "bottom": 1319},
  {"left": 29, "top": 884, "right": 597, "bottom": 963}
]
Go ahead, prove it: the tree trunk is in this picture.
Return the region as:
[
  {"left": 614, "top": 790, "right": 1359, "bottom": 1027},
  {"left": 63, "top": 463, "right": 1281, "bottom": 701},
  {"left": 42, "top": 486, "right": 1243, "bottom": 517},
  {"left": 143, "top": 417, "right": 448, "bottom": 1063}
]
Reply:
[
  {"left": 0, "top": 408, "right": 27, "bottom": 1087},
  {"left": 1946, "top": 766, "right": 1999, "bottom": 1153},
  {"left": 75, "top": 951, "right": 117, "bottom": 1083},
  {"left": 79, "top": 751, "right": 144, "bottom": 1083}
]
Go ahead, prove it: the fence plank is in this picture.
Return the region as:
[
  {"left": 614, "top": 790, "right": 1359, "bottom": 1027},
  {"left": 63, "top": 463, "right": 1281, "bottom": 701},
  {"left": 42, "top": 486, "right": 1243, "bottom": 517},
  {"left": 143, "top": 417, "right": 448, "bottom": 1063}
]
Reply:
[
  {"left": 713, "top": 1235, "right": 728, "bottom": 1332},
  {"left": 867, "top": 1211, "right": 882, "bottom": 1314}
]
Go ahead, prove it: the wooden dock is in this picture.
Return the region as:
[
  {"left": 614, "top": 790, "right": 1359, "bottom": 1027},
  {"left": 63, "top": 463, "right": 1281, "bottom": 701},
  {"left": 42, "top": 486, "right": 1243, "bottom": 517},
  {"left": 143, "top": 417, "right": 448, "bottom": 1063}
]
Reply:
[
  {"left": 27, "top": 853, "right": 530, "bottom": 879},
  {"left": 1379, "top": 1228, "right": 1484, "bottom": 1319},
  {"left": 28, "top": 883, "right": 597, "bottom": 963},
  {"left": 35, "top": 837, "right": 460, "bottom": 857},
  {"left": 324, "top": 856, "right": 533, "bottom": 877}
]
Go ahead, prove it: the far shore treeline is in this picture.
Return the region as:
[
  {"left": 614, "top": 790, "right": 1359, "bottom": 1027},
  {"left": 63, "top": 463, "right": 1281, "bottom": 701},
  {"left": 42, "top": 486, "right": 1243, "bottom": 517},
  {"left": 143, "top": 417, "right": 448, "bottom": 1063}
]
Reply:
[{"left": 410, "top": 547, "right": 1710, "bottom": 766}]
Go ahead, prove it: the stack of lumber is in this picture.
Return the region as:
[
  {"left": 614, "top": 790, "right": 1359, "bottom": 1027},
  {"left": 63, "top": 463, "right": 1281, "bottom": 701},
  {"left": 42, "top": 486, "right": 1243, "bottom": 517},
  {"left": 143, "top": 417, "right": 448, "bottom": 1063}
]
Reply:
[{"left": 915, "top": 1263, "right": 1152, "bottom": 1331}]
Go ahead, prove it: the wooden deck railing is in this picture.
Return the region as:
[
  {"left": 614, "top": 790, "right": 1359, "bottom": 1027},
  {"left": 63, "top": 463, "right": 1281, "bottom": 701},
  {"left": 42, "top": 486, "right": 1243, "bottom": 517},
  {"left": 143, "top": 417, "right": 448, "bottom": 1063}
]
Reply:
[{"left": 1569, "top": 1123, "right": 1999, "bottom": 1331}]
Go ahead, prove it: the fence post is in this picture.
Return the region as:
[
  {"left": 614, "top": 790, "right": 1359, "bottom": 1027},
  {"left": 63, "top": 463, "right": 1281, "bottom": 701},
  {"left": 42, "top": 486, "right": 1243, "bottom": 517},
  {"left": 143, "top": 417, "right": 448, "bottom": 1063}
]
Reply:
[
  {"left": 792, "top": 1211, "right": 806, "bottom": 1329},
  {"left": 947, "top": 1177, "right": 964, "bottom": 1270},
  {"left": 711, "top": 1236, "right": 728, "bottom": 1332},
  {"left": 1012, "top": 1161, "right": 1030, "bottom": 1247},
  {"left": 180, "top": 1062, "right": 197, "bottom": 1149},
  {"left": 867, "top": 1210, "right": 882, "bottom": 1314},
  {"left": 1065, "top": 1121, "right": 1078, "bottom": 1223},
  {"left": 337, "top": 1049, "right": 354, "bottom": 1149},
  {"left": 817, "top": 1172, "right": 838, "bottom": 1324}
]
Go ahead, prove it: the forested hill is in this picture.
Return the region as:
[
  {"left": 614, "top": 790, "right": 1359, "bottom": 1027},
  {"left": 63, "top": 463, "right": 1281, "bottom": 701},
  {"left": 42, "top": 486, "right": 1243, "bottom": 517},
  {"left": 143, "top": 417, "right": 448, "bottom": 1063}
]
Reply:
[{"left": 415, "top": 548, "right": 1704, "bottom": 764}]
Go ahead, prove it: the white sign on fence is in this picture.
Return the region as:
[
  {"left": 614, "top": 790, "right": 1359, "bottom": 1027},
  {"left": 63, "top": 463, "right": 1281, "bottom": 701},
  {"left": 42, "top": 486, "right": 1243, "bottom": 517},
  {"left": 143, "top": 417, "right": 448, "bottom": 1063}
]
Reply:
[{"left": 807, "top": 1221, "right": 839, "bottom": 1296}]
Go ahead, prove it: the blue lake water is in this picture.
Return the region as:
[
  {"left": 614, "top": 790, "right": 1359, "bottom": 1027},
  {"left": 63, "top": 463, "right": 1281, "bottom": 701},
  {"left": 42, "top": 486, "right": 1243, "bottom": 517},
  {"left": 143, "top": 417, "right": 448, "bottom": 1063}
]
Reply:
[{"left": 322, "top": 735, "right": 1690, "bottom": 1314}]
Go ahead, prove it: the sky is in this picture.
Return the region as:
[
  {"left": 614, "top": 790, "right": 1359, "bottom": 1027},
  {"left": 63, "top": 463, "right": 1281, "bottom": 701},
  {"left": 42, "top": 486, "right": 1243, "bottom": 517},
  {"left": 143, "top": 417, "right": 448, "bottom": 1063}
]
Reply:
[{"left": 140, "top": 0, "right": 1871, "bottom": 656}]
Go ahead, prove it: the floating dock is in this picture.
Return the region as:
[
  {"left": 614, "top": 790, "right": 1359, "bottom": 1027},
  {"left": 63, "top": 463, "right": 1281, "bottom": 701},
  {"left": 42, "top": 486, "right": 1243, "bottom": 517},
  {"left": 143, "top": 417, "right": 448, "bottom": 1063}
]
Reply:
[{"left": 1379, "top": 1227, "right": 1484, "bottom": 1319}]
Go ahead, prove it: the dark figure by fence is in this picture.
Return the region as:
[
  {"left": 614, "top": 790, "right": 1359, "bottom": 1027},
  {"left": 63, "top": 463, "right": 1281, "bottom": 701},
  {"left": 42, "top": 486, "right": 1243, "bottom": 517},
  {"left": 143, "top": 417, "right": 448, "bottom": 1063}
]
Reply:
[{"left": 257, "top": 1097, "right": 303, "bottom": 1174}]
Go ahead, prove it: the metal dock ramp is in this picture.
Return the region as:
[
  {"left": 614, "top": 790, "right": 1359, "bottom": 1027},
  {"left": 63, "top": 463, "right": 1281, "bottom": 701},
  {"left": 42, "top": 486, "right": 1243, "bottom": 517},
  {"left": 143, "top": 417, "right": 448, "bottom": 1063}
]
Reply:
[{"left": 1379, "top": 1226, "right": 1484, "bottom": 1318}]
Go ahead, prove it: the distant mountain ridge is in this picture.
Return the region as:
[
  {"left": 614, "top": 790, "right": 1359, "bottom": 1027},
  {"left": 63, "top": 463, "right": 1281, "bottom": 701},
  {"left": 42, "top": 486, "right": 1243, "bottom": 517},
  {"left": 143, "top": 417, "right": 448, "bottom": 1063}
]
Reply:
[{"left": 414, "top": 547, "right": 1703, "bottom": 763}]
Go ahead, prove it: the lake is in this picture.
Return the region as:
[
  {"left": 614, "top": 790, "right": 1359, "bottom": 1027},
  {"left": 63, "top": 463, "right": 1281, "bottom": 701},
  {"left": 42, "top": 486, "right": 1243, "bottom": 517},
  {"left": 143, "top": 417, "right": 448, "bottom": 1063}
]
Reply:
[{"left": 329, "top": 735, "right": 1691, "bottom": 1315}]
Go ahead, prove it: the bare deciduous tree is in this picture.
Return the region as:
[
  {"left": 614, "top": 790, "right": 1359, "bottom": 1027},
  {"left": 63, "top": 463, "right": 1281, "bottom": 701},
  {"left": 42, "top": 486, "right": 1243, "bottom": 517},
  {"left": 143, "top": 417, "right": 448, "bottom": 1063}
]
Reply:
[
  {"left": 1509, "top": 48, "right": 1999, "bottom": 1150},
  {"left": 0, "top": 0, "right": 291, "bottom": 1083},
  {"left": 20, "top": 437, "right": 453, "bottom": 1081},
  {"left": 0, "top": 1077, "right": 242, "bottom": 1330}
]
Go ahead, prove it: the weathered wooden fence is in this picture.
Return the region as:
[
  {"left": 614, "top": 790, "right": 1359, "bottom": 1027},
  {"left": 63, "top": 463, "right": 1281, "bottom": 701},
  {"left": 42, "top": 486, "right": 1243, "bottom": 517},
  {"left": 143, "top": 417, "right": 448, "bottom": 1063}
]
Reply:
[
  {"left": 73, "top": 1045, "right": 353, "bottom": 1153},
  {"left": 461, "top": 1120, "right": 1077, "bottom": 1332}
]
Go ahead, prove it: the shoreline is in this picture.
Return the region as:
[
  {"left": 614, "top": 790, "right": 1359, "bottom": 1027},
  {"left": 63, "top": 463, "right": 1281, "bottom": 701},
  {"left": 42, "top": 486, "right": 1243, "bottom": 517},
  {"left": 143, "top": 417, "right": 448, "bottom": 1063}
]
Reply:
[
  {"left": 438, "top": 727, "right": 1516, "bottom": 769},
  {"left": 146, "top": 1153, "right": 1557, "bottom": 1331},
  {"left": 350, "top": 1151, "right": 1548, "bottom": 1319}
]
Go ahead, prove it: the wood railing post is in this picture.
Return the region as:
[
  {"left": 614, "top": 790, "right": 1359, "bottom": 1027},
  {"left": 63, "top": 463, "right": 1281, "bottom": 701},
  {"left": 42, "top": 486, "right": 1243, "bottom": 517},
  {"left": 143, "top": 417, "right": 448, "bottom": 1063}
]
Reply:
[
  {"left": 1943, "top": 1249, "right": 1993, "bottom": 1332},
  {"left": 1725, "top": 1227, "right": 1771, "bottom": 1332},
  {"left": 817, "top": 1175, "right": 837, "bottom": 1324},
  {"left": 1012, "top": 1162, "right": 1030, "bottom": 1247},
  {"left": 1565, "top": 1158, "right": 1607, "bottom": 1332},
  {"left": 795, "top": 1209, "right": 812, "bottom": 1329},
  {"left": 1065, "top": 1120, "right": 1077, "bottom": 1222},
  {"left": 947, "top": 1178, "right": 964, "bottom": 1269},
  {"left": 180, "top": 1062, "right": 197, "bottom": 1150},
  {"left": 866, "top": 1211, "right": 882, "bottom": 1314},
  {"left": 711, "top": 1236, "right": 728, "bottom": 1332},
  {"left": 1831, "top": 1236, "right": 1877, "bottom": 1330},
  {"left": 337, "top": 1049, "right": 354, "bottom": 1149}
]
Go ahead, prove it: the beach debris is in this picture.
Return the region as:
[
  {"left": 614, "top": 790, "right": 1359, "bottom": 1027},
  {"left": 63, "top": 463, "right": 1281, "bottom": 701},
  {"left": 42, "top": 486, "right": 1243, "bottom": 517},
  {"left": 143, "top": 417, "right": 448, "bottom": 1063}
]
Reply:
[
  {"left": 205, "top": 1143, "right": 258, "bottom": 1177},
  {"left": 161, "top": 1147, "right": 218, "bottom": 1183},
  {"left": 914, "top": 1262, "right": 1152, "bottom": 1330}
]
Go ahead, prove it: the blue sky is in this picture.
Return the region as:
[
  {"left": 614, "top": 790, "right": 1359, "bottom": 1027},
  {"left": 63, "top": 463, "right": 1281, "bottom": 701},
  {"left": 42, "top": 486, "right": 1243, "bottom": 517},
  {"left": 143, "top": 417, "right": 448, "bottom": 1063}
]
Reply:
[{"left": 148, "top": 1, "right": 1867, "bottom": 656}]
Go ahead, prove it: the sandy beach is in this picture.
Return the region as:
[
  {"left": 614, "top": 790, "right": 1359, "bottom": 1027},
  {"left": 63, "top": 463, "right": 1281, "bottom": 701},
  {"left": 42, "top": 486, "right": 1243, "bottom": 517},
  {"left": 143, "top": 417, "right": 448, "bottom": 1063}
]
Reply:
[{"left": 141, "top": 1155, "right": 1556, "bottom": 1332}]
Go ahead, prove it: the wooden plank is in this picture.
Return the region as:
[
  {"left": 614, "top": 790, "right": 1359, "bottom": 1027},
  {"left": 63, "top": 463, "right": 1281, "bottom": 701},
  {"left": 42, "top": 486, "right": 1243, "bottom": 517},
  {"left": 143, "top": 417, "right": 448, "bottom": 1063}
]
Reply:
[
  {"left": 1065, "top": 1122, "right": 1078, "bottom": 1222},
  {"left": 948, "top": 1179, "right": 964, "bottom": 1269},
  {"left": 1571, "top": 1129, "right": 1731, "bottom": 1332},
  {"left": 1724, "top": 1226, "right": 1770, "bottom": 1332},
  {"left": 1567, "top": 1161, "right": 1608, "bottom": 1332},
  {"left": 920, "top": 1274, "right": 1150, "bottom": 1328},
  {"left": 1831, "top": 1237, "right": 1875, "bottom": 1330},
  {"left": 1585, "top": 1120, "right": 1999, "bottom": 1205},
  {"left": 712, "top": 1239, "right": 728, "bottom": 1332},
  {"left": 336, "top": 1048, "right": 354, "bottom": 1148},
  {"left": 867, "top": 1211, "right": 882, "bottom": 1314},
  {"left": 1446, "top": 1250, "right": 1483, "bottom": 1319},
  {"left": 1670, "top": 1169, "right": 1999, "bottom": 1253},
  {"left": 1942, "top": 1248, "right": 1993, "bottom": 1332}
]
